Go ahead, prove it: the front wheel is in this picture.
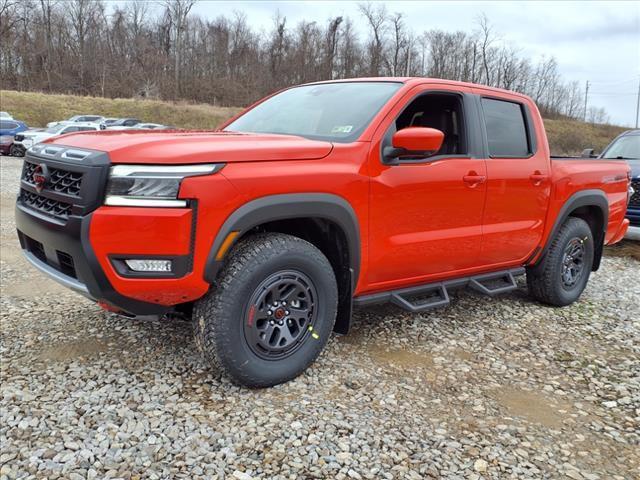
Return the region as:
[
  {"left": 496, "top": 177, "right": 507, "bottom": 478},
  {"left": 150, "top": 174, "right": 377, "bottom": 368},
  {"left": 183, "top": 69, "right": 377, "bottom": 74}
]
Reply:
[
  {"left": 527, "top": 217, "right": 594, "bottom": 306},
  {"left": 9, "top": 144, "right": 25, "bottom": 157},
  {"left": 193, "top": 233, "right": 338, "bottom": 387}
]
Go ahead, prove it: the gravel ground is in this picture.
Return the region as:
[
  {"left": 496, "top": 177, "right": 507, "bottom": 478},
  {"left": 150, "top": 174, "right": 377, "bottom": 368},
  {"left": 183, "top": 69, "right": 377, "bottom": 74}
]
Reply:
[{"left": 1, "top": 156, "right": 639, "bottom": 480}]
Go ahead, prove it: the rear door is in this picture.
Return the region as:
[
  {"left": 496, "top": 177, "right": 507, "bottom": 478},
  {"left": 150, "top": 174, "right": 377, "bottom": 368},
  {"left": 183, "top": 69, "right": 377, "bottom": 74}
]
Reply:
[{"left": 474, "top": 92, "right": 551, "bottom": 264}]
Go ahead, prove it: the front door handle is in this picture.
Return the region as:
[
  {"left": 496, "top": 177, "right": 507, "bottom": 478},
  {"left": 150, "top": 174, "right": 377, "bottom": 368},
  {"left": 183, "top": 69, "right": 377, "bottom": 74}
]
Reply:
[{"left": 463, "top": 172, "right": 486, "bottom": 187}]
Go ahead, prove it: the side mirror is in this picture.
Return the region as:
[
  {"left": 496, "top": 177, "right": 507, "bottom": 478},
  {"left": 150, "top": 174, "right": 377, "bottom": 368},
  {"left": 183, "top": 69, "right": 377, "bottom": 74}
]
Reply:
[
  {"left": 581, "top": 148, "right": 596, "bottom": 158},
  {"left": 383, "top": 127, "right": 444, "bottom": 165}
]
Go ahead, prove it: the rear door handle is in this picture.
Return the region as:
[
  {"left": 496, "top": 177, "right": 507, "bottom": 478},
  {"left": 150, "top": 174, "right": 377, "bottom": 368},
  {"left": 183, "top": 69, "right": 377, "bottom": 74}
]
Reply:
[
  {"left": 463, "top": 172, "right": 486, "bottom": 187},
  {"left": 529, "top": 171, "right": 548, "bottom": 186}
]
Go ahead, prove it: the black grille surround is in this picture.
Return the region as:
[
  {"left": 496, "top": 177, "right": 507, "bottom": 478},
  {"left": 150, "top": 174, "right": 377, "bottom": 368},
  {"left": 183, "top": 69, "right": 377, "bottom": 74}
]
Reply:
[
  {"left": 18, "top": 149, "right": 110, "bottom": 222},
  {"left": 630, "top": 179, "right": 640, "bottom": 207}
]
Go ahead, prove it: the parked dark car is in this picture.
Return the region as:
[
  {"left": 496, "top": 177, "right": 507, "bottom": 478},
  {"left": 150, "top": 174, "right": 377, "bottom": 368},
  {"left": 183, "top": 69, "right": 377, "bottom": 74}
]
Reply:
[
  {"left": 0, "top": 119, "right": 27, "bottom": 155},
  {"left": 598, "top": 130, "right": 640, "bottom": 239}
]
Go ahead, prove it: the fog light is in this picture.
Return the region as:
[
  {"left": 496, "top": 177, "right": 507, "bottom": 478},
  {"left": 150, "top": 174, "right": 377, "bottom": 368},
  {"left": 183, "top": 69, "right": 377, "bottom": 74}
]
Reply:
[{"left": 125, "top": 259, "right": 172, "bottom": 272}]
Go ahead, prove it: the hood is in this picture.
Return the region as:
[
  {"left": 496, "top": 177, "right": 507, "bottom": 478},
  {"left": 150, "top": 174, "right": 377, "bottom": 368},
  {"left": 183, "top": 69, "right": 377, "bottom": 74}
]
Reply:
[{"left": 44, "top": 130, "right": 334, "bottom": 164}]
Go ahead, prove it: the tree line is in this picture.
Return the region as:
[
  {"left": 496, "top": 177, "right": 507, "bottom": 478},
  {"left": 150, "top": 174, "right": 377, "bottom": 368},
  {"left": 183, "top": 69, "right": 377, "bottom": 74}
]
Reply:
[{"left": 0, "top": 0, "right": 609, "bottom": 123}]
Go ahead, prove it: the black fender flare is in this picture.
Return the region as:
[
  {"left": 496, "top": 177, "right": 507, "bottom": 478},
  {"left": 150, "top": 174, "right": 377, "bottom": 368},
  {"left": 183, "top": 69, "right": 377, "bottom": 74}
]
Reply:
[
  {"left": 203, "top": 193, "right": 361, "bottom": 285},
  {"left": 539, "top": 189, "right": 608, "bottom": 270}
]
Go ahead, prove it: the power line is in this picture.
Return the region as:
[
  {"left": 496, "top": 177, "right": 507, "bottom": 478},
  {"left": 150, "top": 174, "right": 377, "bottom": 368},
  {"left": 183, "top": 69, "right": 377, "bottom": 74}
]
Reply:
[
  {"left": 589, "top": 92, "right": 637, "bottom": 96},
  {"left": 588, "top": 77, "right": 640, "bottom": 86}
]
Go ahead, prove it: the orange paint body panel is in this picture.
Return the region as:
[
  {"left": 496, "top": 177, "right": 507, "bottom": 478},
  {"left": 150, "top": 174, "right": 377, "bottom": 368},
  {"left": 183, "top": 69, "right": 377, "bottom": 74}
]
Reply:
[{"left": 30, "top": 77, "right": 629, "bottom": 314}]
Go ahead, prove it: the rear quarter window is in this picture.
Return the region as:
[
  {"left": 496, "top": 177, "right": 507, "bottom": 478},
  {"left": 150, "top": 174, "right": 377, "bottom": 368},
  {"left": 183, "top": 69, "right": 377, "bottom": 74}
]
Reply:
[{"left": 481, "top": 98, "right": 530, "bottom": 157}]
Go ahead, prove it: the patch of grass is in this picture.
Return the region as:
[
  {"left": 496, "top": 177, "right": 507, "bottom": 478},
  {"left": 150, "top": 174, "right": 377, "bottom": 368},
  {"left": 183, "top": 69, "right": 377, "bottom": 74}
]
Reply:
[
  {"left": 543, "top": 118, "right": 627, "bottom": 156},
  {"left": 0, "top": 90, "right": 240, "bottom": 129}
]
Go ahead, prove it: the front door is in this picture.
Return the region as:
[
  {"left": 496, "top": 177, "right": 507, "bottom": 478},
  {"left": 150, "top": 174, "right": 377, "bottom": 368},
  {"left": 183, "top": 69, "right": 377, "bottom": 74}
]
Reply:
[{"left": 366, "top": 85, "right": 488, "bottom": 290}]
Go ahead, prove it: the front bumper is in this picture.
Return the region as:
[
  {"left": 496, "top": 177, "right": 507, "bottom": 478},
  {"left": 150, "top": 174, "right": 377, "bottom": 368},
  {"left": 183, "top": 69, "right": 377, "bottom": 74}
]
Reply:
[
  {"left": 16, "top": 203, "right": 170, "bottom": 315},
  {"left": 14, "top": 148, "right": 218, "bottom": 316}
]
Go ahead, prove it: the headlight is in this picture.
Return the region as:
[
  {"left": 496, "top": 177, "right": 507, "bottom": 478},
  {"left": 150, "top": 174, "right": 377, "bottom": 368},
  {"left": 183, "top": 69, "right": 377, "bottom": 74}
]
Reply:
[{"left": 105, "top": 164, "right": 224, "bottom": 207}]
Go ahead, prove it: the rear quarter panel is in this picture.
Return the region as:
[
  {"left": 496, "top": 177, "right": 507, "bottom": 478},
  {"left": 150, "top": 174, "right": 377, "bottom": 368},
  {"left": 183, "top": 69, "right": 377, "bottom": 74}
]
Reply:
[{"left": 543, "top": 159, "right": 630, "bottom": 247}]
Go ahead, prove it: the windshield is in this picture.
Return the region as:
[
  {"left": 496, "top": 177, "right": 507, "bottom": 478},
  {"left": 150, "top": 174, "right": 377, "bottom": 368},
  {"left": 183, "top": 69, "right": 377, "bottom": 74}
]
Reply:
[
  {"left": 45, "top": 125, "right": 65, "bottom": 134},
  {"left": 225, "top": 82, "right": 402, "bottom": 142},
  {"left": 602, "top": 134, "right": 640, "bottom": 159}
]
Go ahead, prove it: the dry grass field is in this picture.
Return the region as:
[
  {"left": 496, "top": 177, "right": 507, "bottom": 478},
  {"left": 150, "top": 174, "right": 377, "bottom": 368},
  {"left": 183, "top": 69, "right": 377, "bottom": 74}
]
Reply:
[
  {"left": 1, "top": 89, "right": 629, "bottom": 156},
  {"left": 0, "top": 90, "right": 240, "bottom": 130}
]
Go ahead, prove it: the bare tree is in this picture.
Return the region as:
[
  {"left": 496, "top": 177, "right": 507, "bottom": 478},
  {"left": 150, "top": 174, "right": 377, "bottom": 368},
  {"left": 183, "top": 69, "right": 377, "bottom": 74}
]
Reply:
[
  {"left": 358, "top": 2, "right": 387, "bottom": 76},
  {"left": 163, "top": 0, "right": 194, "bottom": 98}
]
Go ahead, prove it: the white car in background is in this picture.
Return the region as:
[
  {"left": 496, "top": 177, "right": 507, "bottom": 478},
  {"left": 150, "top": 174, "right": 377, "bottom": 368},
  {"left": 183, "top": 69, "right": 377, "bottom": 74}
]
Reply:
[
  {"left": 0, "top": 111, "right": 13, "bottom": 120},
  {"left": 12, "top": 122, "right": 101, "bottom": 156},
  {"left": 47, "top": 115, "right": 105, "bottom": 129}
]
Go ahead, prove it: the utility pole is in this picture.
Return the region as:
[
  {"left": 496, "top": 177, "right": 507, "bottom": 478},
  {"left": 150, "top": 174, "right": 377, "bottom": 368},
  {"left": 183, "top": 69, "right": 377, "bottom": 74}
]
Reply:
[
  {"left": 636, "top": 79, "right": 640, "bottom": 128},
  {"left": 583, "top": 80, "right": 590, "bottom": 122}
]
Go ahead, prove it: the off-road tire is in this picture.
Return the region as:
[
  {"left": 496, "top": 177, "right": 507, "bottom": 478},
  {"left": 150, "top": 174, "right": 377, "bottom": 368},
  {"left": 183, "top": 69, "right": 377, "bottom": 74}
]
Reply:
[
  {"left": 527, "top": 217, "right": 594, "bottom": 306},
  {"left": 9, "top": 144, "right": 24, "bottom": 157},
  {"left": 193, "top": 233, "right": 338, "bottom": 387}
]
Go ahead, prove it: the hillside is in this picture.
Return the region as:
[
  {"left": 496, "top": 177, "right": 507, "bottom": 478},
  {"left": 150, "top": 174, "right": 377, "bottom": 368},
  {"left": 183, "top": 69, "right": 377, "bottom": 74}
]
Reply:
[
  {"left": 1, "top": 90, "right": 628, "bottom": 156},
  {"left": 0, "top": 90, "right": 239, "bottom": 131}
]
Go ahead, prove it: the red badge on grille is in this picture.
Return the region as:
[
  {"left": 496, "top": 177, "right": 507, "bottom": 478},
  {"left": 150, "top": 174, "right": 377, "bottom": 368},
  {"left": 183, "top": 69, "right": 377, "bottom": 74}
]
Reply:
[{"left": 32, "top": 164, "right": 50, "bottom": 193}]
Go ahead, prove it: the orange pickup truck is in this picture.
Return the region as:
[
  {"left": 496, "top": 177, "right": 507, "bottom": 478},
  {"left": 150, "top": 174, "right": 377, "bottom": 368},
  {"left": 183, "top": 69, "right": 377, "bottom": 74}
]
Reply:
[{"left": 16, "top": 78, "right": 631, "bottom": 386}]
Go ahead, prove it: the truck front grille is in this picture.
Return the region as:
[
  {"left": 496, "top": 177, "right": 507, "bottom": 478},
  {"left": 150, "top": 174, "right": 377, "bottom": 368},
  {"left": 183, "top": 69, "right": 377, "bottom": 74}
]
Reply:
[
  {"left": 19, "top": 189, "right": 73, "bottom": 220},
  {"left": 22, "top": 161, "right": 84, "bottom": 197},
  {"left": 18, "top": 149, "right": 109, "bottom": 223},
  {"left": 630, "top": 179, "right": 640, "bottom": 207}
]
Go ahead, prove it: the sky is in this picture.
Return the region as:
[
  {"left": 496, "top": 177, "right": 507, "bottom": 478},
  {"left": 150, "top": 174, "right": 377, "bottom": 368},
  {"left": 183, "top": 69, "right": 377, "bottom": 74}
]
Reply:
[{"left": 136, "top": 0, "right": 640, "bottom": 126}]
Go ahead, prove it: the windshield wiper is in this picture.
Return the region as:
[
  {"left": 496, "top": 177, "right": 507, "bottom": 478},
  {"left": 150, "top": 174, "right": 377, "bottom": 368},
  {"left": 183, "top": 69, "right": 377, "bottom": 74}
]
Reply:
[{"left": 603, "top": 156, "right": 638, "bottom": 160}]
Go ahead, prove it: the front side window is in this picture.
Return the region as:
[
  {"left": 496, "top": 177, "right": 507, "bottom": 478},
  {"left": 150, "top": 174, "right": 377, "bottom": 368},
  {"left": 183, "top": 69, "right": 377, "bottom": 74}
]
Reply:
[
  {"left": 392, "top": 93, "right": 467, "bottom": 155},
  {"left": 481, "top": 98, "right": 530, "bottom": 157},
  {"left": 0, "top": 120, "right": 18, "bottom": 130},
  {"left": 601, "top": 134, "right": 640, "bottom": 160},
  {"left": 46, "top": 125, "right": 65, "bottom": 134},
  {"left": 225, "top": 82, "right": 402, "bottom": 143}
]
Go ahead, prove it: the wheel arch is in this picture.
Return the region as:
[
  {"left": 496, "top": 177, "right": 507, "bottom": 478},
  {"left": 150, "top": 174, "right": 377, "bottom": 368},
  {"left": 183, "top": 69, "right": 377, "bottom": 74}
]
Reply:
[
  {"left": 203, "top": 193, "right": 361, "bottom": 334},
  {"left": 540, "top": 189, "right": 608, "bottom": 271}
]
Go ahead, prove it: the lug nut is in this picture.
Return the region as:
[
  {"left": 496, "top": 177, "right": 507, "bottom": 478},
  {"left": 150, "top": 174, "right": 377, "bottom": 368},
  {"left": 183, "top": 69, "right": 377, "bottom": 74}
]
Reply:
[{"left": 285, "top": 310, "right": 290, "bottom": 315}]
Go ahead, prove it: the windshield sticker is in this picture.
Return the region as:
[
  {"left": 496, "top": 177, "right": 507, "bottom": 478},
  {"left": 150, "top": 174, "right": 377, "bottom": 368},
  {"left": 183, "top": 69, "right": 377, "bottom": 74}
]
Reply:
[{"left": 331, "top": 125, "right": 353, "bottom": 134}]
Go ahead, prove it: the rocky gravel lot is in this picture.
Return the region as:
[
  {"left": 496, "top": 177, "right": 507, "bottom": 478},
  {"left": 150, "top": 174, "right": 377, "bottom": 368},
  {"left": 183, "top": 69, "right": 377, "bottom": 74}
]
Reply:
[{"left": 1, "top": 156, "right": 639, "bottom": 479}]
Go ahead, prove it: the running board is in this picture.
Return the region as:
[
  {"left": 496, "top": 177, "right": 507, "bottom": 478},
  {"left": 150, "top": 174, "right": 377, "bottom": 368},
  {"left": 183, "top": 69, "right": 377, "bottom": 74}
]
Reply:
[{"left": 354, "top": 267, "right": 525, "bottom": 313}]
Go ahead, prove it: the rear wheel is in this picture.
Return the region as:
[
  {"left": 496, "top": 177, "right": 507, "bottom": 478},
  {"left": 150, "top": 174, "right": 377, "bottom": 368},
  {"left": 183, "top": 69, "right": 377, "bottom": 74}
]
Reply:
[
  {"left": 193, "top": 233, "right": 337, "bottom": 387},
  {"left": 527, "top": 217, "right": 594, "bottom": 306}
]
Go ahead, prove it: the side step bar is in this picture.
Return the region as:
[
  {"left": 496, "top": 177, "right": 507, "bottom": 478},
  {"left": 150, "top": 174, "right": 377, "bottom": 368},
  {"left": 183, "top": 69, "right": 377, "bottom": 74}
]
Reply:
[{"left": 353, "top": 267, "right": 525, "bottom": 313}]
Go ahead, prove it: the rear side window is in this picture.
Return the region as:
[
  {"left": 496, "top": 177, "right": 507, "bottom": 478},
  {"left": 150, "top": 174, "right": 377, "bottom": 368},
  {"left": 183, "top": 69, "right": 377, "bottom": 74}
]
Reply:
[{"left": 481, "top": 98, "right": 530, "bottom": 157}]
